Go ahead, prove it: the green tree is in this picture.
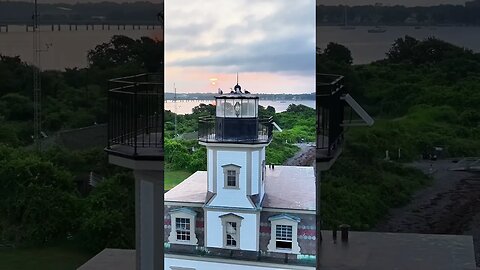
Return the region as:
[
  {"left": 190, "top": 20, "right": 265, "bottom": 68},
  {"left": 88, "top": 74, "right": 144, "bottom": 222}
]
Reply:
[
  {"left": 321, "top": 42, "right": 353, "bottom": 65},
  {"left": 386, "top": 35, "right": 419, "bottom": 63},
  {"left": 87, "top": 35, "right": 163, "bottom": 72},
  {"left": 79, "top": 173, "right": 135, "bottom": 252},
  {"left": 0, "top": 93, "right": 33, "bottom": 121},
  {"left": 191, "top": 103, "right": 215, "bottom": 116},
  {"left": 0, "top": 146, "right": 79, "bottom": 245}
]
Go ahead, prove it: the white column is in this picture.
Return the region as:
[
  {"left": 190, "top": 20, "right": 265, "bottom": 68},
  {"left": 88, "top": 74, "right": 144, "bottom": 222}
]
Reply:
[{"left": 134, "top": 170, "right": 164, "bottom": 270}]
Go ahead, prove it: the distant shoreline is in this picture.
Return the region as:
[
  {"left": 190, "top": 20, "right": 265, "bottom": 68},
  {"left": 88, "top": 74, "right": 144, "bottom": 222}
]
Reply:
[{"left": 164, "top": 93, "right": 315, "bottom": 101}]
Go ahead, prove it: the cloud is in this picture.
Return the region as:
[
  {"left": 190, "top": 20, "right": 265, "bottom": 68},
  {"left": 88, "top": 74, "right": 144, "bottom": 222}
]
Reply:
[{"left": 165, "top": 0, "right": 315, "bottom": 76}]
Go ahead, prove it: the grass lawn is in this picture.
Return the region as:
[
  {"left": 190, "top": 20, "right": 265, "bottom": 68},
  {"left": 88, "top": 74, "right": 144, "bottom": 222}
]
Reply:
[
  {"left": 165, "top": 170, "right": 192, "bottom": 190},
  {"left": 0, "top": 243, "right": 93, "bottom": 270}
]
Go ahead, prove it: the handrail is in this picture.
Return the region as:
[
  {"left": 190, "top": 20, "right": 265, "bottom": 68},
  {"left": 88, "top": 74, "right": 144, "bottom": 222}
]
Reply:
[
  {"left": 198, "top": 116, "right": 273, "bottom": 144},
  {"left": 106, "top": 73, "right": 163, "bottom": 157}
]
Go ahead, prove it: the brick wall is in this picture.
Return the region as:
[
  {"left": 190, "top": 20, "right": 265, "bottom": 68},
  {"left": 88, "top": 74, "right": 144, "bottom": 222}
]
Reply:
[
  {"left": 164, "top": 205, "right": 205, "bottom": 246},
  {"left": 259, "top": 211, "right": 316, "bottom": 255},
  {"left": 164, "top": 206, "right": 316, "bottom": 256}
]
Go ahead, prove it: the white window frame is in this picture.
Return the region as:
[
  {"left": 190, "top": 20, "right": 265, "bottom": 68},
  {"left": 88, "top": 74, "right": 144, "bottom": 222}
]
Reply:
[
  {"left": 175, "top": 217, "right": 191, "bottom": 242},
  {"left": 168, "top": 208, "right": 198, "bottom": 245},
  {"left": 219, "top": 213, "right": 243, "bottom": 249},
  {"left": 267, "top": 214, "right": 301, "bottom": 254},
  {"left": 222, "top": 164, "right": 240, "bottom": 189}
]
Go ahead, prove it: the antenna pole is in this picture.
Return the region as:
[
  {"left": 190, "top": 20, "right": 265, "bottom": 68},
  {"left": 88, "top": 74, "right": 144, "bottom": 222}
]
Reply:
[
  {"left": 33, "top": 0, "right": 41, "bottom": 151},
  {"left": 236, "top": 72, "right": 238, "bottom": 85},
  {"left": 174, "top": 83, "right": 177, "bottom": 138}
]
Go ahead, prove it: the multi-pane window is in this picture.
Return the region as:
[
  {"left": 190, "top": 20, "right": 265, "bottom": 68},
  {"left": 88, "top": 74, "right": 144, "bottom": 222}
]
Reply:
[
  {"left": 275, "top": 225, "right": 293, "bottom": 249},
  {"left": 225, "top": 221, "right": 238, "bottom": 247},
  {"left": 176, "top": 218, "right": 191, "bottom": 241},
  {"left": 168, "top": 208, "right": 198, "bottom": 245},
  {"left": 226, "top": 170, "right": 237, "bottom": 187},
  {"left": 223, "top": 165, "right": 240, "bottom": 189}
]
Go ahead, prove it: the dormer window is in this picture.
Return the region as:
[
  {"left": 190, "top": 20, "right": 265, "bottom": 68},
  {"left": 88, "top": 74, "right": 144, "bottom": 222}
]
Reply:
[
  {"left": 267, "top": 214, "right": 301, "bottom": 254},
  {"left": 168, "top": 208, "right": 198, "bottom": 245},
  {"left": 222, "top": 164, "right": 240, "bottom": 189}
]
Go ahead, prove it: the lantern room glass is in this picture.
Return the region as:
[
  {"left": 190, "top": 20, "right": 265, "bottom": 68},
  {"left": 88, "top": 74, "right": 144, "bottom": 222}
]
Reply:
[
  {"left": 216, "top": 98, "right": 258, "bottom": 118},
  {"left": 216, "top": 99, "right": 225, "bottom": 116}
]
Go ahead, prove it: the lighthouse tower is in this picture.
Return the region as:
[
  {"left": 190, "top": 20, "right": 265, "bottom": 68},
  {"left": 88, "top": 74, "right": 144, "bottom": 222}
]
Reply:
[{"left": 198, "top": 82, "right": 273, "bottom": 251}]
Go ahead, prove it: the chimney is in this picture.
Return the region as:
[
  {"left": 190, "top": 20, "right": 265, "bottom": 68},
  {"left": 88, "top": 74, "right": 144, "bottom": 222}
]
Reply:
[{"left": 339, "top": 224, "right": 350, "bottom": 242}]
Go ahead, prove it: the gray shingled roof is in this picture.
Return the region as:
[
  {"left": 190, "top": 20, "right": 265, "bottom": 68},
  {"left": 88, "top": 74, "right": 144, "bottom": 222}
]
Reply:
[
  {"left": 165, "top": 171, "right": 208, "bottom": 203},
  {"left": 164, "top": 166, "right": 316, "bottom": 211},
  {"left": 262, "top": 166, "right": 315, "bottom": 211}
]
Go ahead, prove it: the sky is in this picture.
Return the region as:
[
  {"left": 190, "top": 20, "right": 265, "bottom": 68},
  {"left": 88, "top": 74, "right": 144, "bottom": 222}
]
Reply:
[{"left": 165, "top": 0, "right": 315, "bottom": 94}]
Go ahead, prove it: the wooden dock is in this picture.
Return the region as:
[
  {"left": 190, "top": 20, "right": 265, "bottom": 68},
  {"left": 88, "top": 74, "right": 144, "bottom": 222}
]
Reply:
[{"left": 0, "top": 23, "right": 159, "bottom": 33}]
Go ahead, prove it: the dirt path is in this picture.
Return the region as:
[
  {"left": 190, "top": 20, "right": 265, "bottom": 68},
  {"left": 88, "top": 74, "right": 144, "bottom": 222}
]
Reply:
[
  {"left": 283, "top": 143, "right": 315, "bottom": 166},
  {"left": 373, "top": 159, "right": 480, "bottom": 266}
]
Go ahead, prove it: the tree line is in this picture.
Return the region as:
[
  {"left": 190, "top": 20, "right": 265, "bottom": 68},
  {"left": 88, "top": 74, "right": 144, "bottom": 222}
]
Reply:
[
  {"left": 0, "top": 35, "right": 162, "bottom": 147},
  {"left": 0, "top": 1, "right": 162, "bottom": 24},
  {"left": 317, "top": 1, "right": 480, "bottom": 26},
  {"left": 317, "top": 36, "right": 480, "bottom": 229}
]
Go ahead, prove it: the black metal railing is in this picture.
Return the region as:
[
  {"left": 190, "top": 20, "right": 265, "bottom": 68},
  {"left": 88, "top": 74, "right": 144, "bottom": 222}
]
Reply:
[
  {"left": 198, "top": 116, "right": 273, "bottom": 144},
  {"left": 106, "top": 73, "right": 163, "bottom": 159},
  {"left": 317, "top": 73, "right": 345, "bottom": 160},
  {"left": 317, "top": 73, "right": 344, "bottom": 96}
]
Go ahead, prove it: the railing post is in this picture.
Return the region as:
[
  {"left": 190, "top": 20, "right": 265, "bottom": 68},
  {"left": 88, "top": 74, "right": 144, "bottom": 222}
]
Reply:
[
  {"left": 107, "top": 81, "right": 111, "bottom": 148},
  {"left": 133, "top": 83, "right": 138, "bottom": 156}
]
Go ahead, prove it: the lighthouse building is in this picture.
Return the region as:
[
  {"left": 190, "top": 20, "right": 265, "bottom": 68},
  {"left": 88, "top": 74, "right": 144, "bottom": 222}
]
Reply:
[{"left": 164, "top": 84, "right": 316, "bottom": 270}]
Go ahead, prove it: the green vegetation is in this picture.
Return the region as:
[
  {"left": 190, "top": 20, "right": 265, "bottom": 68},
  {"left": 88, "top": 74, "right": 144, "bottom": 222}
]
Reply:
[
  {"left": 0, "top": 35, "right": 162, "bottom": 264},
  {"left": 0, "top": 35, "right": 163, "bottom": 146},
  {"left": 318, "top": 37, "right": 480, "bottom": 230},
  {"left": 0, "top": 146, "right": 80, "bottom": 245},
  {"left": 165, "top": 170, "right": 193, "bottom": 190}
]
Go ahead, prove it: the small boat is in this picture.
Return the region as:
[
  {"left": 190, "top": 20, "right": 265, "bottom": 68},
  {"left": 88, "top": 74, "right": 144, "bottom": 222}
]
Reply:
[{"left": 368, "top": 26, "right": 386, "bottom": 33}]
